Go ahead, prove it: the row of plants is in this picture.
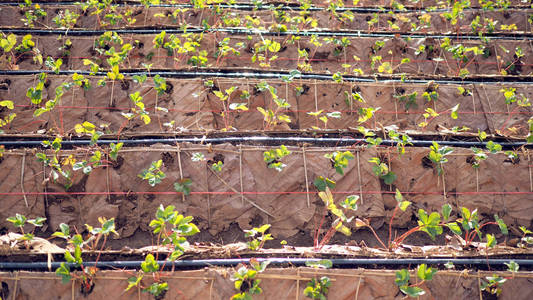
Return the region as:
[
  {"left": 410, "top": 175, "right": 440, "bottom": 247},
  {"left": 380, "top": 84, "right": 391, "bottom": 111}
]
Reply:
[
  {"left": 1, "top": 31, "right": 530, "bottom": 78},
  {"left": 0, "top": 139, "right": 530, "bottom": 241},
  {"left": 1, "top": 74, "right": 531, "bottom": 138},
  {"left": 4, "top": 194, "right": 532, "bottom": 299},
  {"left": 3, "top": 1, "right": 531, "bottom": 34},
  {"left": 9, "top": 132, "right": 530, "bottom": 192}
]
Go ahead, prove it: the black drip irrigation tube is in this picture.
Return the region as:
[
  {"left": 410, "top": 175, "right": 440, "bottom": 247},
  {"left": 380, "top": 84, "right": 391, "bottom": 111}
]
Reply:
[
  {"left": 1, "top": 69, "right": 533, "bottom": 85},
  {"left": 2, "top": 27, "right": 532, "bottom": 40},
  {"left": 1, "top": 258, "right": 533, "bottom": 271},
  {"left": 0, "top": 136, "right": 530, "bottom": 149}
]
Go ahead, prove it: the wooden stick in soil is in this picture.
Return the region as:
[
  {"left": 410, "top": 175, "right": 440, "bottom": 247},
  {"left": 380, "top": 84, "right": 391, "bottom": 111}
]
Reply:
[
  {"left": 20, "top": 150, "right": 28, "bottom": 208},
  {"left": 109, "top": 80, "right": 115, "bottom": 107},
  {"left": 176, "top": 143, "right": 185, "bottom": 203}
]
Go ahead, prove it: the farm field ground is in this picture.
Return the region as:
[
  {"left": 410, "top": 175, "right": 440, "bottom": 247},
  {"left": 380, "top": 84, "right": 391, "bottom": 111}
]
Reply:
[{"left": 1, "top": 0, "right": 533, "bottom": 299}]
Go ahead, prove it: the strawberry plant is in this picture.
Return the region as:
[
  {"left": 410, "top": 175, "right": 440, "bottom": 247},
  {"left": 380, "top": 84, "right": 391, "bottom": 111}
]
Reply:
[
  {"left": 369, "top": 157, "right": 396, "bottom": 184},
  {"left": 231, "top": 259, "right": 270, "bottom": 300},
  {"left": 480, "top": 275, "right": 506, "bottom": 296},
  {"left": 0, "top": 100, "right": 16, "bottom": 134},
  {"left": 53, "top": 9, "right": 80, "bottom": 29},
  {"left": 394, "top": 264, "right": 436, "bottom": 297},
  {"left": 20, "top": 0, "right": 47, "bottom": 28},
  {"left": 304, "top": 276, "right": 331, "bottom": 300},
  {"left": 428, "top": 142, "right": 453, "bottom": 176},
  {"left": 6, "top": 214, "right": 46, "bottom": 248},
  {"left": 263, "top": 145, "right": 291, "bottom": 172},
  {"left": 37, "top": 137, "right": 73, "bottom": 189},
  {"left": 244, "top": 224, "right": 273, "bottom": 250},
  {"left": 325, "top": 151, "right": 354, "bottom": 175},
  {"left": 54, "top": 217, "right": 118, "bottom": 294},
  {"left": 122, "top": 91, "right": 151, "bottom": 126},
  {"left": 314, "top": 187, "right": 359, "bottom": 249},
  {"left": 126, "top": 205, "right": 199, "bottom": 298},
  {"left": 139, "top": 160, "right": 166, "bottom": 187},
  {"left": 173, "top": 178, "right": 192, "bottom": 197},
  {"left": 255, "top": 82, "right": 291, "bottom": 129},
  {"left": 252, "top": 39, "right": 281, "bottom": 68}
]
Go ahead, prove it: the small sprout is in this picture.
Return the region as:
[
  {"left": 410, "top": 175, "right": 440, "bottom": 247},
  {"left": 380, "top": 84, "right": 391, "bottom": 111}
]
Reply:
[
  {"left": 395, "top": 264, "right": 436, "bottom": 298},
  {"left": 138, "top": 160, "right": 166, "bottom": 187},
  {"left": 486, "top": 141, "right": 502, "bottom": 153},
  {"left": 304, "top": 276, "right": 331, "bottom": 299},
  {"left": 481, "top": 275, "right": 506, "bottom": 296},
  {"left": 305, "top": 260, "right": 332, "bottom": 269},
  {"left": 369, "top": 157, "right": 396, "bottom": 184},
  {"left": 191, "top": 152, "right": 206, "bottom": 162},
  {"left": 325, "top": 151, "right": 354, "bottom": 175},
  {"left": 211, "top": 161, "right": 223, "bottom": 172},
  {"left": 444, "top": 262, "right": 455, "bottom": 269},
  {"left": 263, "top": 145, "right": 291, "bottom": 172},
  {"left": 109, "top": 142, "right": 123, "bottom": 161},
  {"left": 505, "top": 260, "right": 519, "bottom": 272},
  {"left": 231, "top": 259, "right": 269, "bottom": 299},
  {"left": 244, "top": 224, "right": 273, "bottom": 251},
  {"left": 313, "top": 176, "right": 336, "bottom": 192},
  {"left": 174, "top": 178, "right": 192, "bottom": 196}
]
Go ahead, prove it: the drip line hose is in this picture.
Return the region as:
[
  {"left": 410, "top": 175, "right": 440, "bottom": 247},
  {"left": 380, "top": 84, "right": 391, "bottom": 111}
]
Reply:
[
  {"left": 0, "top": 136, "right": 530, "bottom": 149},
  {"left": 2, "top": 27, "right": 532, "bottom": 40},
  {"left": 1, "top": 258, "right": 533, "bottom": 271},
  {"left": 1, "top": 1, "right": 530, "bottom": 12},
  {"left": 1, "top": 69, "right": 533, "bottom": 85}
]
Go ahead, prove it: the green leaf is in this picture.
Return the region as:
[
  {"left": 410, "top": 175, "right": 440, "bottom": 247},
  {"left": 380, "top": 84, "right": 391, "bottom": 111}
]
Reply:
[
  {"left": 0, "top": 100, "right": 14, "bottom": 109},
  {"left": 442, "top": 203, "right": 452, "bottom": 222},
  {"left": 305, "top": 259, "right": 333, "bottom": 269},
  {"left": 399, "top": 201, "right": 411, "bottom": 212},
  {"left": 450, "top": 104, "right": 460, "bottom": 119},
  {"left": 381, "top": 172, "right": 397, "bottom": 185},
  {"left": 395, "top": 269, "right": 410, "bottom": 287},
  {"left": 494, "top": 215, "right": 508, "bottom": 235},
  {"left": 400, "top": 285, "right": 425, "bottom": 297},
  {"left": 417, "top": 264, "right": 437, "bottom": 281},
  {"left": 486, "top": 233, "right": 496, "bottom": 248},
  {"left": 141, "top": 254, "right": 159, "bottom": 273},
  {"left": 313, "top": 176, "right": 336, "bottom": 192},
  {"left": 55, "top": 262, "right": 71, "bottom": 284},
  {"left": 505, "top": 260, "right": 519, "bottom": 272},
  {"left": 446, "top": 222, "right": 462, "bottom": 235},
  {"left": 27, "top": 217, "right": 46, "bottom": 227}
]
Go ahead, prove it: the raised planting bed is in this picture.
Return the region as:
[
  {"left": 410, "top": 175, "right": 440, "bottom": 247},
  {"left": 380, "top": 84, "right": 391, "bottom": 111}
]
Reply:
[
  {"left": 19, "top": 0, "right": 533, "bottom": 9},
  {"left": 0, "top": 267, "right": 533, "bottom": 299},
  {"left": 0, "top": 32, "right": 531, "bottom": 78},
  {"left": 0, "top": 75, "right": 531, "bottom": 137},
  {"left": 0, "top": 143, "right": 531, "bottom": 245},
  {"left": 1, "top": 3, "right": 531, "bottom": 34}
]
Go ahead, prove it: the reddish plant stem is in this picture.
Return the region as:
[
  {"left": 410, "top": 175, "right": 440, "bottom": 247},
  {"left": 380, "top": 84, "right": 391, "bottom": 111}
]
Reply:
[{"left": 388, "top": 206, "right": 398, "bottom": 249}]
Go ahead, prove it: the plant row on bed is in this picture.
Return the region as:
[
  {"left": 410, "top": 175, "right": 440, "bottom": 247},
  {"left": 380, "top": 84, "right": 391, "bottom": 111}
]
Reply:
[{"left": 3, "top": 0, "right": 532, "bottom": 34}]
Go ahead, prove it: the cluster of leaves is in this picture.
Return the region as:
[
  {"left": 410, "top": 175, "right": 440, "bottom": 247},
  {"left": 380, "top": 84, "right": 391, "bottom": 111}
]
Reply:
[
  {"left": 244, "top": 224, "right": 273, "bottom": 251},
  {"left": 126, "top": 204, "right": 200, "bottom": 297},
  {"left": 138, "top": 159, "right": 166, "bottom": 187},
  {"left": 231, "top": 259, "right": 270, "bottom": 300},
  {"left": 6, "top": 213, "right": 46, "bottom": 247},
  {"left": 324, "top": 151, "right": 354, "bottom": 175},
  {"left": 315, "top": 187, "right": 360, "bottom": 249},
  {"left": 394, "top": 264, "right": 436, "bottom": 297},
  {"left": 263, "top": 145, "right": 291, "bottom": 172},
  {"left": 54, "top": 217, "right": 118, "bottom": 295}
]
